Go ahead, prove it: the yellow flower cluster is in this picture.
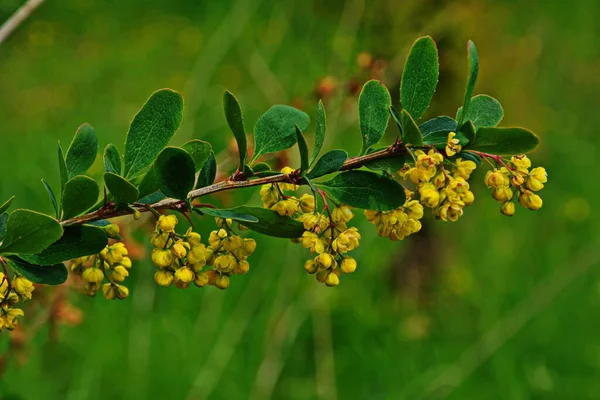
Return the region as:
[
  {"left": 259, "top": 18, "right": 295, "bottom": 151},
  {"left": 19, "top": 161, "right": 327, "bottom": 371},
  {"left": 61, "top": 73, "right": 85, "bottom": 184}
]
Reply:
[
  {"left": 71, "top": 224, "right": 132, "bottom": 300},
  {"left": 399, "top": 150, "right": 476, "bottom": 222},
  {"left": 485, "top": 155, "right": 547, "bottom": 215},
  {"left": 0, "top": 271, "right": 32, "bottom": 332},
  {"left": 364, "top": 190, "right": 424, "bottom": 240},
  {"left": 151, "top": 214, "right": 256, "bottom": 290},
  {"left": 259, "top": 167, "right": 315, "bottom": 217}
]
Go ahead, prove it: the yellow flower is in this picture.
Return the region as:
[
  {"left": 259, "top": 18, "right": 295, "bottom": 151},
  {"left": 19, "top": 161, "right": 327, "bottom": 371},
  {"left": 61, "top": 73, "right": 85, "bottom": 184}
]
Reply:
[
  {"left": 105, "top": 224, "right": 120, "bottom": 239},
  {"left": 340, "top": 257, "right": 357, "bottom": 274},
  {"left": 501, "top": 201, "right": 515, "bottom": 216},
  {"left": 185, "top": 228, "right": 202, "bottom": 246},
  {"left": 271, "top": 199, "right": 298, "bottom": 217},
  {"left": 315, "top": 253, "right": 334, "bottom": 270},
  {"left": 215, "top": 275, "right": 231, "bottom": 290},
  {"left": 332, "top": 205, "right": 354, "bottom": 224},
  {"left": 171, "top": 241, "right": 188, "bottom": 258},
  {"left": 151, "top": 231, "right": 169, "bottom": 248},
  {"left": 511, "top": 155, "right": 531, "bottom": 172},
  {"left": 12, "top": 276, "right": 34, "bottom": 300},
  {"left": 301, "top": 232, "right": 327, "bottom": 254},
  {"left": 454, "top": 158, "right": 477, "bottom": 180},
  {"left": 235, "top": 260, "right": 250, "bottom": 275},
  {"left": 259, "top": 184, "right": 280, "bottom": 208},
  {"left": 419, "top": 183, "right": 440, "bottom": 208},
  {"left": 115, "top": 285, "right": 129, "bottom": 299},
  {"left": 491, "top": 186, "right": 513, "bottom": 202},
  {"left": 154, "top": 270, "right": 174, "bottom": 287},
  {"left": 151, "top": 249, "right": 174, "bottom": 268},
  {"left": 325, "top": 272, "right": 340, "bottom": 287},
  {"left": 518, "top": 190, "right": 543, "bottom": 210},
  {"left": 110, "top": 266, "right": 129, "bottom": 283},
  {"left": 101, "top": 242, "right": 128, "bottom": 265},
  {"left": 194, "top": 272, "right": 209, "bottom": 287},
  {"left": 222, "top": 235, "right": 244, "bottom": 253},
  {"left": 120, "top": 257, "right": 132, "bottom": 269},
  {"left": 279, "top": 167, "right": 298, "bottom": 191},
  {"left": 527, "top": 167, "right": 547, "bottom": 191},
  {"left": 187, "top": 244, "right": 207, "bottom": 268},
  {"left": 157, "top": 215, "right": 178, "bottom": 233},
  {"left": 174, "top": 267, "right": 195, "bottom": 288},
  {"left": 438, "top": 202, "right": 464, "bottom": 222},
  {"left": 4, "top": 308, "right": 24, "bottom": 330},
  {"left": 445, "top": 132, "right": 462, "bottom": 156},
  {"left": 242, "top": 238, "right": 257, "bottom": 256},
  {"left": 304, "top": 260, "right": 318, "bottom": 274},
  {"left": 82, "top": 267, "right": 105, "bottom": 284},
  {"left": 484, "top": 170, "right": 509, "bottom": 188},
  {"left": 213, "top": 254, "right": 237, "bottom": 273},
  {"left": 364, "top": 210, "right": 381, "bottom": 225},
  {"left": 102, "top": 283, "right": 116, "bottom": 300},
  {"left": 332, "top": 227, "right": 361, "bottom": 253},
  {"left": 299, "top": 194, "right": 316, "bottom": 213},
  {"left": 414, "top": 150, "right": 443, "bottom": 183},
  {"left": 405, "top": 200, "right": 424, "bottom": 220}
]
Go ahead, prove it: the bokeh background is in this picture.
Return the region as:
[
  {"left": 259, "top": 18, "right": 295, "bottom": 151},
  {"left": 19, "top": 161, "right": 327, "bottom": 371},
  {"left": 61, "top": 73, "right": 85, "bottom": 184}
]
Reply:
[{"left": 0, "top": 0, "right": 598, "bottom": 399}]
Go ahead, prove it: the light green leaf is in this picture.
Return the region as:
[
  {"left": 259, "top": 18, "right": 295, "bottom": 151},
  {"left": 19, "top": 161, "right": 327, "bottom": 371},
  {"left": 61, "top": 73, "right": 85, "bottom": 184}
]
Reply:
[
  {"left": 319, "top": 170, "right": 406, "bottom": 211},
  {"left": 295, "top": 125, "right": 309, "bottom": 175},
  {"left": 41, "top": 179, "right": 59, "bottom": 218},
  {"left": 400, "top": 36, "right": 439, "bottom": 120},
  {"left": 104, "top": 172, "right": 139, "bottom": 204},
  {"left": 230, "top": 206, "right": 305, "bottom": 238},
  {"left": 124, "top": 89, "right": 184, "bottom": 178},
  {"left": 20, "top": 225, "right": 108, "bottom": 265},
  {"left": 456, "top": 94, "right": 504, "bottom": 129},
  {"left": 104, "top": 143, "right": 122, "bottom": 175},
  {"left": 252, "top": 105, "right": 310, "bottom": 161},
  {"left": 61, "top": 176, "right": 100, "bottom": 219},
  {"left": 400, "top": 109, "right": 423, "bottom": 146},
  {"left": 197, "top": 152, "right": 217, "bottom": 189},
  {"left": 0, "top": 209, "right": 63, "bottom": 255},
  {"left": 0, "top": 196, "right": 15, "bottom": 215},
  {"left": 5, "top": 256, "right": 67, "bottom": 285},
  {"left": 310, "top": 100, "right": 327, "bottom": 165},
  {"left": 359, "top": 80, "right": 392, "bottom": 154},
  {"left": 457, "top": 40, "right": 479, "bottom": 127},
  {"left": 65, "top": 123, "right": 98, "bottom": 178},
  {"left": 306, "top": 150, "right": 348, "bottom": 179},
  {"left": 467, "top": 127, "right": 540, "bottom": 156},
  {"left": 223, "top": 91, "right": 247, "bottom": 167},
  {"left": 181, "top": 139, "right": 212, "bottom": 172},
  {"left": 195, "top": 207, "right": 259, "bottom": 223},
  {"left": 154, "top": 147, "right": 196, "bottom": 200}
]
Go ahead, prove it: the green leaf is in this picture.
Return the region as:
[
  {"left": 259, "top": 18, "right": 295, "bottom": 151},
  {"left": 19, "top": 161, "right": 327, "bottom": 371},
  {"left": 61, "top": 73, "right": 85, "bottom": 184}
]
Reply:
[
  {"left": 400, "top": 36, "right": 439, "bottom": 120},
  {"left": 460, "top": 151, "right": 482, "bottom": 165},
  {"left": 358, "top": 80, "right": 392, "bottom": 154},
  {"left": 104, "top": 172, "right": 139, "bottom": 204},
  {"left": 197, "top": 152, "right": 217, "bottom": 188},
  {"left": 137, "top": 192, "right": 165, "bottom": 204},
  {"left": 0, "top": 209, "right": 63, "bottom": 255},
  {"left": 61, "top": 176, "right": 100, "bottom": 219},
  {"left": 252, "top": 105, "right": 310, "bottom": 161},
  {"left": 65, "top": 123, "right": 98, "bottom": 178},
  {"left": 390, "top": 105, "right": 402, "bottom": 132},
  {"left": 310, "top": 100, "right": 327, "bottom": 165},
  {"left": 124, "top": 89, "right": 184, "bottom": 178},
  {"left": 58, "top": 142, "right": 68, "bottom": 191},
  {"left": 457, "top": 40, "right": 479, "bottom": 127},
  {"left": 181, "top": 139, "right": 212, "bottom": 172},
  {"left": 400, "top": 110, "right": 423, "bottom": 146},
  {"left": 460, "top": 120, "right": 476, "bottom": 143},
  {"left": 252, "top": 162, "right": 271, "bottom": 173},
  {"left": 137, "top": 169, "right": 159, "bottom": 199},
  {"left": 154, "top": 147, "right": 196, "bottom": 200},
  {"left": 0, "top": 196, "right": 15, "bottom": 215},
  {"left": 195, "top": 207, "right": 259, "bottom": 223},
  {"left": 467, "top": 127, "right": 540, "bottom": 156},
  {"left": 420, "top": 116, "right": 457, "bottom": 137},
  {"left": 306, "top": 150, "right": 348, "bottom": 179},
  {"left": 319, "top": 171, "right": 406, "bottom": 211},
  {"left": 456, "top": 94, "right": 504, "bottom": 129},
  {"left": 41, "top": 179, "right": 59, "bottom": 218},
  {"left": 423, "top": 131, "right": 469, "bottom": 149},
  {"left": 5, "top": 256, "right": 67, "bottom": 285},
  {"left": 230, "top": 206, "right": 305, "bottom": 238},
  {"left": 104, "top": 144, "right": 122, "bottom": 175},
  {"left": 19, "top": 225, "right": 108, "bottom": 266},
  {"left": 295, "top": 125, "right": 309, "bottom": 175},
  {"left": 364, "top": 154, "right": 410, "bottom": 172},
  {"left": 0, "top": 213, "right": 8, "bottom": 242},
  {"left": 223, "top": 91, "right": 247, "bottom": 167}
]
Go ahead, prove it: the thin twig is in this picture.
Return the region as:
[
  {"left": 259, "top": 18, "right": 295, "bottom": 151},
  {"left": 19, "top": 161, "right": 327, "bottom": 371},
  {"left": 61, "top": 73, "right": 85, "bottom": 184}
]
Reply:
[{"left": 0, "top": 0, "right": 46, "bottom": 46}]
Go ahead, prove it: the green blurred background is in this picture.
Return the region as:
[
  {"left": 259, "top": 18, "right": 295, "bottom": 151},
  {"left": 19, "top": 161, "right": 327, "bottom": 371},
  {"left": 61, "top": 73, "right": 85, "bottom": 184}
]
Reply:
[{"left": 0, "top": 0, "right": 598, "bottom": 399}]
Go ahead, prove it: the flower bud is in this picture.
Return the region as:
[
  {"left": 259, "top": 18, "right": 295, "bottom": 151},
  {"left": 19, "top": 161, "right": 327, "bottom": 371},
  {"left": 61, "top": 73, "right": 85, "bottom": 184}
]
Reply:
[
  {"left": 120, "top": 257, "right": 132, "bottom": 269},
  {"left": 102, "top": 283, "right": 116, "bottom": 300},
  {"left": 116, "top": 285, "right": 129, "bottom": 299},
  {"left": 133, "top": 210, "right": 142, "bottom": 220},
  {"left": 105, "top": 224, "right": 120, "bottom": 239},
  {"left": 510, "top": 174, "right": 525, "bottom": 187},
  {"left": 110, "top": 266, "right": 129, "bottom": 283},
  {"left": 185, "top": 228, "right": 202, "bottom": 245},
  {"left": 12, "top": 276, "right": 34, "bottom": 300},
  {"left": 519, "top": 190, "right": 543, "bottom": 210},
  {"left": 235, "top": 260, "right": 250, "bottom": 275},
  {"left": 174, "top": 267, "right": 195, "bottom": 289},
  {"left": 332, "top": 205, "right": 354, "bottom": 224},
  {"left": 214, "top": 255, "right": 237, "bottom": 273},
  {"left": 82, "top": 267, "right": 105, "bottom": 284},
  {"left": 222, "top": 235, "right": 244, "bottom": 253},
  {"left": 151, "top": 249, "right": 173, "bottom": 268},
  {"left": 151, "top": 231, "right": 169, "bottom": 248},
  {"left": 316, "top": 270, "right": 328, "bottom": 283},
  {"left": 194, "top": 272, "right": 209, "bottom": 287},
  {"left": 304, "top": 260, "right": 318, "bottom": 274},
  {"left": 325, "top": 272, "right": 340, "bottom": 287},
  {"left": 491, "top": 186, "right": 513, "bottom": 202},
  {"left": 299, "top": 194, "right": 316, "bottom": 213},
  {"left": 157, "top": 215, "right": 178, "bottom": 233},
  {"left": 314, "top": 253, "right": 334, "bottom": 270},
  {"left": 171, "top": 242, "right": 187, "bottom": 258},
  {"left": 526, "top": 167, "right": 547, "bottom": 191},
  {"left": 215, "top": 275, "right": 230, "bottom": 290},
  {"left": 188, "top": 244, "right": 207, "bottom": 268},
  {"left": 501, "top": 201, "right": 516, "bottom": 216},
  {"left": 154, "top": 270, "right": 174, "bottom": 287},
  {"left": 340, "top": 257, "right": 357, "bottom": 274}
]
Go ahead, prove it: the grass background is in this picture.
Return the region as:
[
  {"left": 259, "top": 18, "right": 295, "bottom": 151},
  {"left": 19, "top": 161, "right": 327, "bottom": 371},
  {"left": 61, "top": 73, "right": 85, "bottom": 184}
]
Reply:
[{"left": 0, "top": 0, "right": 599, "bottom": 399}]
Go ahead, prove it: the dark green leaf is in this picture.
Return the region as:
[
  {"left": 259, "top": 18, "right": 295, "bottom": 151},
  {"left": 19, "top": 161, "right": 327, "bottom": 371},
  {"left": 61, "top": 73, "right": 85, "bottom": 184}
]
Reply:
[
  {"left": 400, "top": 36, "right": 439, "bottom": 120},
  {"left": 0, "top": 209, "right": 63, "bottom": 255},
  {"left": 104, "top": 143, "right": 122, "bottom": 175},
  {"left": 58, "top": 142, "right": 68, "bottom": 190},
  {"left": 5, "top": 256, "right": 67, "bottom": 285},
  {"left": 41, "top": 179, "right": 59, "bottom": 218},
  {"left": 460, "top": 151, "right": 482, "bottom": 165},
  {"left": 154, "top": 147, "right": 196, "bottom": 200},
  {"left": 364, "top": 154, "right": 410, "bottom": 172},
  {"left": 197, "top": 152, "right": 217, "bottom": 188},
  {"left": 390, "top": 105, "right": 402, "bottom": 132},
  {"left": 0, "top": 213, "right": 8, "bottom": 242},
  {"left": 181, "top": 139, "right": 212, "bottom": 172},
  {"left": 467, "top": 127, "right": 540, "bottom": 156},
  {"left": 252, "top": 162, "right": 271, "bottom": 173},
  {"left": 66, "top": 123, "right": 98, "bottom": 178},
  {"left": 124, "top": 89, "right": 184, "bottom": 178},
  {"left": 295, "top": 125, "right": 309, "bottom": 175},
  {"left": 137, "top": 169, "right": 159, "bottom": 199},
  {"left": 104, "top": 172, "right": 139, "bottom": 204},
  {"left": 358, "top": 80, "right": 392, "bottom": 154},
  {"left": 457, "top": 40, "right": 479, "bottom": 127},
  {"left": 420, "top": 116, "right": 457, "bottom": 137},
  {"left": 310, "top": 100, "right": 327, "bottom": 165},
  {"left": 195, "top": 207, "right": 259, "bottom": 223},
  {"left": 319, "top": 171, "right": 406, "bottom": 211},
  {"left": 0, "top": 196, "right": 15, "bottom": 215},
  {"left": 400, "top": 110, "right": 423, "bottom": 146},
  {"left": 230, "top": 206, "right": 305, "bottom": 238},
  {"left": 242, "top": 164, "right": 254, "bottom": 178},
  {"left": 137, "top": 192, "right": 166, "bottom": 204},
  {"left": 456, "top": 94, "right": 504, "bottom": 129},
  {"left": 61, "top": 176, "right": 100, "bottom": 219},
  {"left": 460, "top": 120, "right": 476, "bottom": 143},
  {"left": 88, "top": 220, "right": 110, "bottom": 227},
  {"left": 423, "top": 131, "right": 469, "bottom": 149},
  {"left": 252, "top": 105, "right": 310, "bottom": 161},
  {"left": 223, "top": 91, "right": 247, "bottom": 167},
  {"left": 20, "top": 225, "right": 108, "bottom": 265},
  {"left": 306, "top": 150, "right": 348, "bottom": 179}
]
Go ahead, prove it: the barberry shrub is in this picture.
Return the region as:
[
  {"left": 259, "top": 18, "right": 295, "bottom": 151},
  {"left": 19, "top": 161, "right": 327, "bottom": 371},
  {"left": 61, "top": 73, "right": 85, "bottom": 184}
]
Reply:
[{"left": 0, "top": 37, "right": 547, "bottom": 332}]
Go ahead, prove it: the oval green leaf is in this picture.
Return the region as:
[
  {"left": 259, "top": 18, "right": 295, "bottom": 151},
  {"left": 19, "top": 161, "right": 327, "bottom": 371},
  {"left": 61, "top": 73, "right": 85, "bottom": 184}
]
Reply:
[
  {"left": 306, "top": 150, "right": 348, "bottom": 179},
  {"left": 0, "top": 209, "right": 63, "bottom": 255},
  {"left": 319, "top": 171, "right": 406, "bottom": 211},
  {"left": 467, "top": 127, "right": 540, "bottom": 156},
  {"left": 104, "top": 172, "right": 140, "bottom": 204},
  {"left": 0, "top": 196, "right": 15, "bottom": 215},
  {"left": 420, "top": 116, "right": 457, "bottom": 137},
  {"left": 230, "top": 206, "right": 305, "bottom": 238},
  {"left": 61, "top": 176, "right": 100, "bottom": 219},
  {"left": 310, "top": 100, "right": 327, "bottom": 165},
  {"left": 400, "top": 36, "right": 439, "bottom": 120},
  {"left": 295, "top": 125, "right": 309, "bottom": 175},
  {"left": 400, "top": 109, "right": 423, "bottom": 146},
  {"left": 41, "top": 179, "right": 59, "bottom": 218},
  {"left": 197, "top": 152, "right": 217, "bottom": 189},
  {"left": 58, "top": 142, "right": 69, "bottom": 191},
  {"left": 154, "top": 147, "right": 196, "bottom": 200},
  {"left": 223, "top": 91, "right": 247, "bottom": 167},
  {"left": 364, "top": 154, "right": 410, "bottom": 173},
  {"left": 456, "top": 94, "right": 504, "bottom": 129},
  {"left": 252, "top": 105, "right": 310, "bottom": 161},
  {"left": 182, "top": 139, "right": 212, "bottom": 172},
  {"left": 104, "top": 143, "right": 122, "bottom": 175},
  {"left": 457, "top": 40, "right": 479, "bottom": 127},
  {"left": 124, "top": 89, "right": 184, "bottom": 178},
  {"left": 195, "top": 207, "right": 259, "bottom": 223},
  {"left": 66, "top": 123, "right": 98, "bottom": 178},
  {"left": 359, "top": 80, "right": 392, "bottom": 154},
  {"left": 5, "top": 256, "right": 67, "bottom": 285}
]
